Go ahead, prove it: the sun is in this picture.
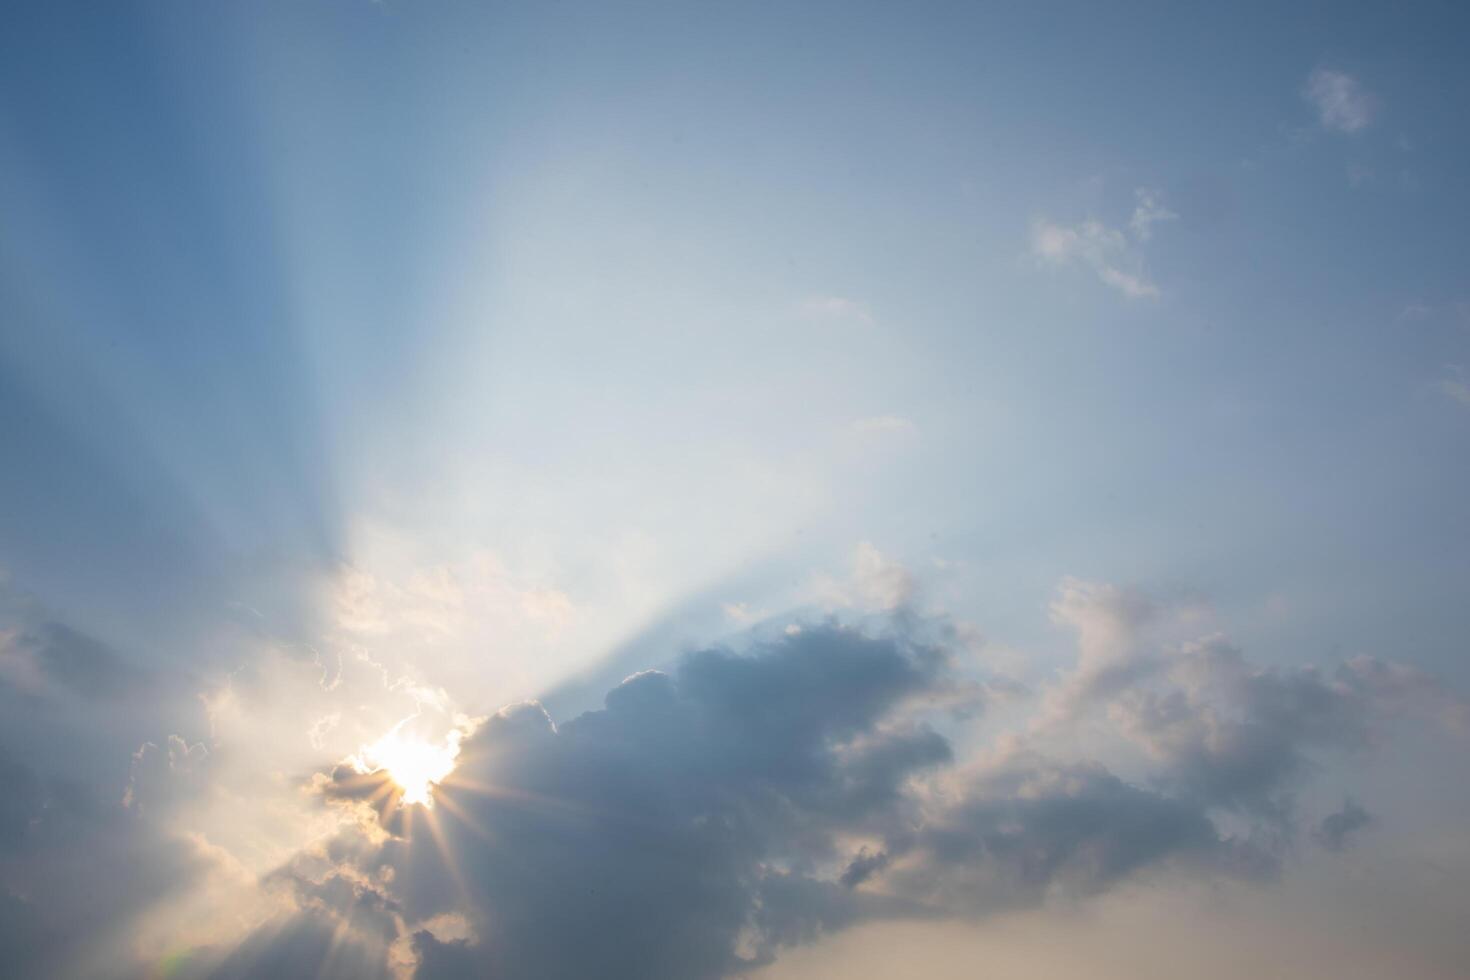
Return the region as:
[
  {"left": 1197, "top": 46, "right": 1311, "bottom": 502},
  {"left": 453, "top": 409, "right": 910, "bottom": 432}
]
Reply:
[{"left": 357, "top": 723, "right": 461, "bottom": 807}]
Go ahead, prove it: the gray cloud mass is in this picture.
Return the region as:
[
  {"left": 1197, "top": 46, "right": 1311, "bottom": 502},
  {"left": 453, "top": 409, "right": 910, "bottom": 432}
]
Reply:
[
  {"left": 203, "top": 615, "right": 1435, "bottom": 979},
  {"left": 1, "top": 591, "right": 1462, "bottom": 979}
]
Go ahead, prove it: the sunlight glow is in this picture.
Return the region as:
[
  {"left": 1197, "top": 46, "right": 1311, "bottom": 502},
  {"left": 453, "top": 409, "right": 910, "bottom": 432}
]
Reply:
[{"left": 355, "top": 723, "right": 462, "bottom": 807}]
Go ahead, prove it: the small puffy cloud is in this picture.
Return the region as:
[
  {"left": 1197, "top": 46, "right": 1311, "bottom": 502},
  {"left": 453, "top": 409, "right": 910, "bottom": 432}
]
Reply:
[
  {"left": 1304, "top": 68, "right": 1378, "bottom": 134},
  {"left": 809, "top": 542, "right": 916, "bottom": 613},
  {"left": 851, "top": 541, "right": 917, "bottom": 611},
  {"left": 1030, "top": 219, "right": 1159, "bottom": 299}
]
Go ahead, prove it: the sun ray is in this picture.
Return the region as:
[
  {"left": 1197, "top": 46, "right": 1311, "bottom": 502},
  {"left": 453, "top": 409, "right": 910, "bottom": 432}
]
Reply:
[
  {"left": 417, "top": 804, "right": 474, "bottom": 905},
  {"left": 432, "top": 788, "right": 497, "bottom": 843}
]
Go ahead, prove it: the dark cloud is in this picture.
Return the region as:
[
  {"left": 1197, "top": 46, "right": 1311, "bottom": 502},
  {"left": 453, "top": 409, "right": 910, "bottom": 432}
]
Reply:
[
  {"left": 0, "top": 747, "right": 215, "bottom": 978},
  {"left": 0, "top": 746, "right": 43, "bottom": 850},
  {"left": 4, "top": 594, "right": 1454, "bottom": 978},
  {"left": 386, "top": 627, "right": 951, "bottom": 978},
  {"left": 885, "top": 756, "right": 1272, "bottom": 915},
  {"left": 243, "top": 624, "right": 1286, "bottom": 979},
  {"left": 839, "top": 847, "right": 891, "bottom": 888},
  {"left": 200, "top": 909, "right": 396, "bottom": 980},
  {"left": 1313, "top": 799, "right": 1372, "bottom": 851},
  {"left": 19, "top": 622, "right": 146, "bottom": 699},
  {"left": 0, "top": 603, "right": 223, "bottom": 978}
]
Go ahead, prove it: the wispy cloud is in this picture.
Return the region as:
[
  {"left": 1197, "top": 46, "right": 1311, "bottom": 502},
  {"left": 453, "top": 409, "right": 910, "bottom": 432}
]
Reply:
[
  {"left": 1129, "top": 187, "right": 1178, "bottom": 242},
  {"left": 1030, "top": 217, "right": 1159, "bottom": 299},
  {"left": 1304, "top": 68, "right": 1378, "bottom": 134},
  {"left": 1439, "top": 365, "right": 1470, "bottom": 408},
  {"left": 810, "top": 541, "right": 916, "bottom": 612},
  {"left": 850, "top": 414, "right": 917, "bottom": 438},
  {"left": 801, "top": 295, "right": 875, "bottom": 325}
]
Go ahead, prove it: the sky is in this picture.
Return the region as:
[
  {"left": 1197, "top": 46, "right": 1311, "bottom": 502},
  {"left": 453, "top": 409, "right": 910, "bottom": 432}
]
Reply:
[{"left": 1, "top": 1, "right": 1469, "bottom": 977}]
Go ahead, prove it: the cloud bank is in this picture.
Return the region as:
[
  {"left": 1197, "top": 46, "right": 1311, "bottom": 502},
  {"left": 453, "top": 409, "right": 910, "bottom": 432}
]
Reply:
[{"left": 185, "top": 581, "right": 1462, "bottom": 979}]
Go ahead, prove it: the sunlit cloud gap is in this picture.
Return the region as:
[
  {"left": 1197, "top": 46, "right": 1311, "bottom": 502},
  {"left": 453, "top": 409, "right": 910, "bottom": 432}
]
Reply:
[{"left": 351, "top": 720, "right": 464, "bottom": 808}]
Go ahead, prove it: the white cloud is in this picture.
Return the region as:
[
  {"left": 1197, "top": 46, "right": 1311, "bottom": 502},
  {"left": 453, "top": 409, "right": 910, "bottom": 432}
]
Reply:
[
  {"left": 810, "top": 541, "right": 915, "bottom": 612},
  {"left": 1129, "top": 187, "right": 1177, "bottom": 242},
  {"left": 802, "top": 295, "right": 875, "bottom": 325},
  {"left": 1304, "top": 68, "right": 1377, "bottom": 134},
  {"left": 1395, "top": 303, "right": 1434, "bottom": 324},
  {"left": 1031, "top": 218, "right": 1160, "bottom": 299},
  {"left": 721, "top": 601, "right": 766, "bottom": 625},
  {"left": 852, "top": 541, "right": 915, "bottom": 610}
]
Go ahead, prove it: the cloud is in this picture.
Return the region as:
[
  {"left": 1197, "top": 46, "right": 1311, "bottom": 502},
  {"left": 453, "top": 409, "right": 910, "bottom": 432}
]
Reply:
[
  {"left": 1030, "top": 219, "right": 1160, "bottom": 299},
  {"left": 123, "top": 734, "right": 210, "bottom": 813},
  {"left": 5, "top": 622, "right": 146, "bottom": 700},
  {"left": 306, "top": 626, "right": 952, "bottom": 977},
  {"left": 1312, "top": 799, "right": 1371, "bottom": 851},
  {"left": 1129, "top": 188, "right": 1177, "bottom": 242},
  {"left": 1042, "top": 605, "right": 1467, "bottom": 822},
  {"left": 0, "top": 745, "right": 223, "bottom": 978},
  {"left": 1439, "top": 365, "right": 1470, "bottom": 408},
  {"left": 1304, "top": 69, "right": 1378, "bottom": 134},
  {"left": 1039, "top": 577, "right": 1162, "bottom": 723},
  {"left": 1396, "top": 303, "right": 1435, "bottom": 324},
  {"left": 721, "top": 601, "right": 766, "bottom": 625},
  {"left": 882, "top": 754, "right": 1266, "bottom": 915},
  {"left": 850, "top": 415, "right": 917, "bottom": 439},
  {"left": 221, "top": 593, "right": 1449, "bottom": 979},
  {"left": 811, "top": 542, "right": 918, "bottom": 613},
  {"left": 801, "top": 296, "right": 875, "bottom": 326},
  {"left": 1028, "top": 577, "right": 1468, "bottom": 836},
  {"left": 6, "top": 577, "right": 1462, "bottom": 979},
  {"left": 203, "top": 907, "right": 398, "bottom": 980}
]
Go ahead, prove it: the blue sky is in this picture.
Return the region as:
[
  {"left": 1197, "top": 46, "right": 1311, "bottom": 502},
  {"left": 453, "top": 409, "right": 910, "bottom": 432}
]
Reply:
[{"left": 2, "top": 2, "right": 1469, "bottom": 977}]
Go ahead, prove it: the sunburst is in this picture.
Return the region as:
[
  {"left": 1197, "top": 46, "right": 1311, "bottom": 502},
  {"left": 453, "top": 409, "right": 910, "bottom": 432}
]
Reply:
[{"left": 355, "top": 722, "right": 462, "bottom": 807}]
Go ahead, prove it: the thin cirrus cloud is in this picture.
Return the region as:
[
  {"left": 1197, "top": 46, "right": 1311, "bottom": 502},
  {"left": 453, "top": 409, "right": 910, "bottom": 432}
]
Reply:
[
  {"left": 1029, "top": 187, "right": 1174, "bottom": 299},
  {"left": 1128, "top": 187, "right": 1178, "bottom": 243},
  {"left": 1303, "top": 68, "right": 1378, "bottom": 133},
  {"left": 849, "top": 415, "right": 918, "bottom": 439},
  {"left": 1439, "top": 365, "right": 1470, "bottom": 407},
  {"left": 801, "top": 295, "right": 876, "bottom": 326}
]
